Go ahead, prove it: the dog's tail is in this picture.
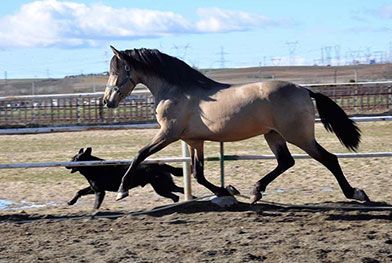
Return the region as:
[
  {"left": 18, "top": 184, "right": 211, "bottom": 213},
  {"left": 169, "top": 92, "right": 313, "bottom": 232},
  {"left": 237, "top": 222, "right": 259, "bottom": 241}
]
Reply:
[{"left": 160, "top": 164, "right": 183, "bottom": 177}]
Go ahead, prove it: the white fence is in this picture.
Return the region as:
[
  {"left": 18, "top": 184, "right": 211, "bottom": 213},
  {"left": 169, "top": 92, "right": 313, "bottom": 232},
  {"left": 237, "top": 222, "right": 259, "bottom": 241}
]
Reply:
[{"left": 0, "top": 116, "right": 391, "bottom": 200}]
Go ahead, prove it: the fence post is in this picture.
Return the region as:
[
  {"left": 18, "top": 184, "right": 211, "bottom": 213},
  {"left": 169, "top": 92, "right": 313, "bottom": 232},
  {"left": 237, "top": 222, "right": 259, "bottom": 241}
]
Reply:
[
  {"left": 219, "top": 142, "right": 225, "bottom": 187},
  {"left": 76, "top": 97, "right": 82, "bottom": 125},
  {"left": 181, "top": 141, "right": 192, "bottom": 201},
  {"left": 388, "top": 86, "right": 392, "bottom": 111},
  {"left": 98, "top": 97, "right": 104, "bottom": 123}
]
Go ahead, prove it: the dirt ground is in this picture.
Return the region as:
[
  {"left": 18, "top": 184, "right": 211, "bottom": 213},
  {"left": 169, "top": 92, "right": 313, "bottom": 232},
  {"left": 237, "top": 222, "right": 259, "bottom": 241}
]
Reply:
[
  {"left": 0, "top": 122, "right": 391, "bottom": 262},
  {"left": 0, "top": 200, "right": 391, "bottom": 263}
]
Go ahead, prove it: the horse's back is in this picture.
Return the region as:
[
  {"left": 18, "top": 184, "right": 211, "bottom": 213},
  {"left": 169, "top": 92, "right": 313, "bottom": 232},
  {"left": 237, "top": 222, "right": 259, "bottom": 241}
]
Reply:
[{"left": 183, "top": 80, "right": 314, "bottom": 142}]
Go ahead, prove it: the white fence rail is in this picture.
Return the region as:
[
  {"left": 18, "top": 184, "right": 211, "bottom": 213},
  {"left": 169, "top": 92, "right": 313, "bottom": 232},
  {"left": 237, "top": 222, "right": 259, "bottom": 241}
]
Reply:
[
  {"left": 0, "top": 117, "right": 391, "bottom": 200},
  {"left": 1, "top": 152, "right": 391, "bottom": 170}
]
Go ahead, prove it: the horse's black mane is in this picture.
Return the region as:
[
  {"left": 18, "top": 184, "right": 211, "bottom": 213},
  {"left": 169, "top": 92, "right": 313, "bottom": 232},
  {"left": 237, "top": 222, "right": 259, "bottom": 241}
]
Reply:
[{"left": 122, "top": 48, "right": 230, "bottom": 90}]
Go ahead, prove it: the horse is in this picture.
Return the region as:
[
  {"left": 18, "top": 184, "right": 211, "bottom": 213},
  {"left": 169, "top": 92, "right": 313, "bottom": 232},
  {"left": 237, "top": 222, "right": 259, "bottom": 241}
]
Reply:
[{"left": 102, "top": 46, "right": 370, "bottom": 204}]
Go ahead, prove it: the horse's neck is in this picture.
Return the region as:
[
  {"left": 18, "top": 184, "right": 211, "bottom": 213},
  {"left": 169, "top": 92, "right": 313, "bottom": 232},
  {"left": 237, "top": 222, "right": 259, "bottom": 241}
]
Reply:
[{"left": 139, "top": 75, "right": 180, "bottom": 100}]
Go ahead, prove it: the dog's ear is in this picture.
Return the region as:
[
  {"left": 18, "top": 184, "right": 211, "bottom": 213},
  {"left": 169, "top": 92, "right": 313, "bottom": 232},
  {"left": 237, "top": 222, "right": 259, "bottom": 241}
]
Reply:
[
  {"left": 85, "top": 147, "right": 92, "bottom": 155},
  {"left": 78, "top": 148, "right": 84, "bottom": 154}
]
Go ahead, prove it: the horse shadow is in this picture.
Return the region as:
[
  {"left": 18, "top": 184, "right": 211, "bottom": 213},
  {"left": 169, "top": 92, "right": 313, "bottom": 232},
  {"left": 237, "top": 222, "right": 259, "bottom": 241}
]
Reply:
[
  {"left": 0, "top": 200, "right": 391, "bottom": 224},
  {"left": 142, "top": 200, "right": 392, "bottom": 220}
]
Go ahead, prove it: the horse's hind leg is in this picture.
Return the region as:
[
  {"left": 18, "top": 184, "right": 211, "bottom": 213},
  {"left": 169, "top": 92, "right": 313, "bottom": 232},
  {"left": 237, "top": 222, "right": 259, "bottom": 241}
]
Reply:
[
  {"left": 188, "top": 140, "right": 232, "bottom": 197},
  {"left": 297, "top": 139, "right": 370, "bottom": 202},
  {"left": 251, "top": 131, "right": 295, "bottom": 204}
]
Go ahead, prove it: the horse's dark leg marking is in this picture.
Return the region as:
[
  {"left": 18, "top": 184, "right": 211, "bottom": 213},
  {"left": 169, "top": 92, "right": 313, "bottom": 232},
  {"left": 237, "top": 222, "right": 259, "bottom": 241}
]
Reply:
[
  {"left": 117, "top": 130, "right": 177, "bottom": 200},
  {"left": 68, "top": 186, "right": 95, "bottom": 205},
  {"left": 191, "top": 141, "right": 231, "bottom": 197},
  {"left": 188, "top": 144, "right": 195, "bottom": 175},
  {"left": 251, "top": 131, "right": 294, "bottom": 204},
  {"left": 301, "top": 140, "right": 369, "bottom": 202},
  {"left": 93, "top": 191, "right": 106, "bottom": 210}
]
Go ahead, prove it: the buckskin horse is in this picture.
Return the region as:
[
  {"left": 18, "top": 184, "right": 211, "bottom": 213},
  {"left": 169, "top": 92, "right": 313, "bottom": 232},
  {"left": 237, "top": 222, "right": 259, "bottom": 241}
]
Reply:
[{"left": 103, "top": 46, "right": 370, "bottom": 204}]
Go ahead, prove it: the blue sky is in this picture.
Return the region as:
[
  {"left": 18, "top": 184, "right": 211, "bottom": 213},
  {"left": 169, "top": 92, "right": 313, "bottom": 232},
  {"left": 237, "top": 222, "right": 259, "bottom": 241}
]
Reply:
[{"left": 0, "top": 0, "right": 391, "bottom": 78}]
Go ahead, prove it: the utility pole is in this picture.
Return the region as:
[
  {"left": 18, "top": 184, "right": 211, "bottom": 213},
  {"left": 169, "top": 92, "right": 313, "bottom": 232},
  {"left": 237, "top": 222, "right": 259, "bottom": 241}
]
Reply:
[
  {"left": 321, "top": 48, "right": 325, "bottom": 65},
  {"left": 334, "top": 45, "right": 341, "bottom": 66},
  {"left": 323, "top": 46, "right": 333, "bottom": 65},
  {"left": 4, "top": 71, "right": 7, "bottom": 85},
  {"left": 389, "top": 41, "right": 392, "bottom": 62},
  {"left": 286, "top": 41, "right": 298, "bottom": 65},
  {"left": 263, "top": 56, "right": 267, "bottom": 66},
  {"left": 364, "top": 48, "right": 372, "bottom": 64},
  {"left": 218, "top": 46, "right": 228, "bottom": 68},
  {"left": 172, "top": 44, "right": 190, "bottom": 60},
  {"left": 270, "top": 57, "right": 281, "bottom": 66}
]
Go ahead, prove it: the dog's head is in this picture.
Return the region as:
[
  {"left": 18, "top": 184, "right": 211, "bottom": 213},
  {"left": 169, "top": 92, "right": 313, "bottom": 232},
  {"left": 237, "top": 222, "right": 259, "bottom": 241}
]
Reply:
[{"left": 66, "top": 147, "right": 93, "bottom": 173}]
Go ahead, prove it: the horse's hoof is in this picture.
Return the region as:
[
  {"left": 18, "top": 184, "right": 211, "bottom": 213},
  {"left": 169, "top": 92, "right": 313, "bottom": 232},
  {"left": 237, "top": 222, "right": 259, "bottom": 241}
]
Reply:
[
  {"left": 67, "top": 200, "right": 75, "bottom": 206},
  {"left": 250, "top": 192, "right": 263, "bottom": 204},
  {"left": 352, "top": 188, "right": 370, "bottom": 202},
  {"left": 116, "top": 191, "right": 129, "bottom": 201},
  {"left": 90, "top": 210, "right": 99, "bottom": 219}
]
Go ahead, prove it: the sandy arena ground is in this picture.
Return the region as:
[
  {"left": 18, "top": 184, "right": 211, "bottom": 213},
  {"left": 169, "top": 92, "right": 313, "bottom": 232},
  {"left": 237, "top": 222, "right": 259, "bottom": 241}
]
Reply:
[{"left": 0, "top": 122, "right": 391, "bottom": 262}]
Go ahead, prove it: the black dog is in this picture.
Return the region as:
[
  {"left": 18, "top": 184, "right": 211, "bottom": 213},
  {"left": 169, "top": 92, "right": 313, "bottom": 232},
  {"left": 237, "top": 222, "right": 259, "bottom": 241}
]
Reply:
[{"left": 66, "top": 147, "right": 185, "bottom": 211}]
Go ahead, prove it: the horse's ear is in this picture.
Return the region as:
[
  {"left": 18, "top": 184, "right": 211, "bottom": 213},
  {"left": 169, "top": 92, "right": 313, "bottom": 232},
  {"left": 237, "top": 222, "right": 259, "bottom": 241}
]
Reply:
[
  {"left": 85, "top": 147, "right": 92, "bottom": 155},
  {"left": 110, "top": 45, "right": 124, "bottom": 60},
  {"left": 78, "top": 148, "right": 84, "bottom": 154}
]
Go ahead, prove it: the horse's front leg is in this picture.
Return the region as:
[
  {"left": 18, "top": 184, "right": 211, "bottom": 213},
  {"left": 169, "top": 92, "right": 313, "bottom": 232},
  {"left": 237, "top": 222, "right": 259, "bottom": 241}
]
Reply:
[
  {"left": 189, "top": 141, "right": 231, "bottom": 197},
  {"left": 116, "top": 129, "right": 178, "bottom": 200}
]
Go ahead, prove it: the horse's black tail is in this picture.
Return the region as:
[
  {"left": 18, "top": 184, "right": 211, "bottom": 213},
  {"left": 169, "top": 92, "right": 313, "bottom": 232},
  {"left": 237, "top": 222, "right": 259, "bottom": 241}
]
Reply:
[{"left": 307, "top": 89, "right": 361, "bottom": 151}]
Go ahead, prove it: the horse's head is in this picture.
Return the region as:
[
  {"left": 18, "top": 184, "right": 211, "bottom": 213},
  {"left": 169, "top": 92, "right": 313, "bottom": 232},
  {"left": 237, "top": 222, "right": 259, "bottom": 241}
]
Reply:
[
  {"left": 103, "top": 46, "right": 137, "bottom": 108},
  {"left": 66, "top": 147, "right": 93, "bottom": 173}
]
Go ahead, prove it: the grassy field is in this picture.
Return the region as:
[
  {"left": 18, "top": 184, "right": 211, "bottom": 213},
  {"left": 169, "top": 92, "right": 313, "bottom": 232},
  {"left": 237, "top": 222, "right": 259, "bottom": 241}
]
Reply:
[{"left": 0, "top": 121, "right": 391, "bottom": 212}]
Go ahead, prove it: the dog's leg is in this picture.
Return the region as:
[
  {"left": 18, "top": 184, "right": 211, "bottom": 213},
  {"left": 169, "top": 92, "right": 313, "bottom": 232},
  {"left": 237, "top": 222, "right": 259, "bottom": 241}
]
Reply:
[
  {"left": 68, "top": 186, "right": 94, "bottom": 205},
  {"left": 160, "top": 192, "right": 180, "bottom": 202},
  {"left": 172, "top": 186, "right": 185, "bottom": 194},
  {"left": 93, "top": 191, "right": 106, "bottom": 210}
]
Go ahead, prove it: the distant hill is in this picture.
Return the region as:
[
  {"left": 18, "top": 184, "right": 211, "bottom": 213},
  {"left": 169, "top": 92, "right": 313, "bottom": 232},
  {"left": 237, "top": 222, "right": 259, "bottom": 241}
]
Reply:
[{"left": 1, "top": 63, "right": 392, "bottom": 96}]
